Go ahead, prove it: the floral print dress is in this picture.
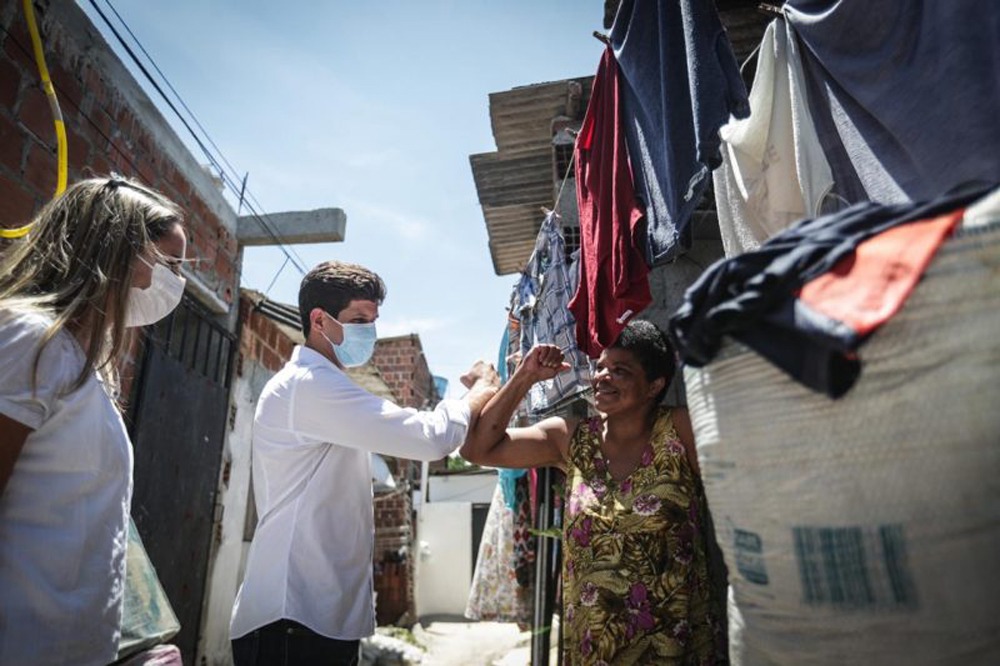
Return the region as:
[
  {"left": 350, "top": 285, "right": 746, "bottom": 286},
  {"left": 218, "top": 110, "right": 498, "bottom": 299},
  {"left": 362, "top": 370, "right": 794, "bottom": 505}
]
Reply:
[{"left": 562, "top": 407, "right": 725, "bottom": 665}]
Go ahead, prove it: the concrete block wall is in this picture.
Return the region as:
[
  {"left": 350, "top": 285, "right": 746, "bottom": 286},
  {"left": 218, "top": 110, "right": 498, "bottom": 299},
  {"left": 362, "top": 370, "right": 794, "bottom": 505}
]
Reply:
[
  {"left": 0, "top": 0, "right": 238, "bottom": 310},
  {"left": 642, "top": 237, "right": 725, "bottom": 406}
]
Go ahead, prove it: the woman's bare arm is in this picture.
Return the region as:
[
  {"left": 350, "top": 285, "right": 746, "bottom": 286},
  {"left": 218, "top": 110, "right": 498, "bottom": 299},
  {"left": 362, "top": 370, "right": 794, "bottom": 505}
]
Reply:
[{"left": 460, "top": 344, "right": 574, "bottom": 470}]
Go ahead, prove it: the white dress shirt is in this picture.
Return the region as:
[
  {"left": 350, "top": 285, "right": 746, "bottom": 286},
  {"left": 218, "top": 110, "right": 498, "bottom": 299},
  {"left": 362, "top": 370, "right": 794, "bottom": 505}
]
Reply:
[
  {"left": 230, "top": 345, "right": 470, "bottom": 640},
  {"left": 0, "top": 308, "right": 132, "bottom": 666}
]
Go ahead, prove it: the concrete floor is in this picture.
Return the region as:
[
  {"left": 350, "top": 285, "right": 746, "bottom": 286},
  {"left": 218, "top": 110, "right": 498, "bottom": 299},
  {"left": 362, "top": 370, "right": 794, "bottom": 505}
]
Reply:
[{"left": 413, "top": 615, "right": 558, "bottom": 666}]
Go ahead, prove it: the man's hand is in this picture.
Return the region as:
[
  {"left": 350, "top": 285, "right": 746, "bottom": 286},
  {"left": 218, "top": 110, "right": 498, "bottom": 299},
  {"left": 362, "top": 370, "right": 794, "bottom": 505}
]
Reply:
[{"left": 460, "top": 360, "right": 501, "bottom": 390}]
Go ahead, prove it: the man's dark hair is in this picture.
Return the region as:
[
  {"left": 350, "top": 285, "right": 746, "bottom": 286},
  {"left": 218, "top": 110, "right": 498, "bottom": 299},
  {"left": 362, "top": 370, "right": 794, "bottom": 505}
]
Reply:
[
  {"left": 610, "top": 319, "right": 677, "bottom": 403},
  {"left": 298, "top": 261, "right": 386, "bottom": 336}
]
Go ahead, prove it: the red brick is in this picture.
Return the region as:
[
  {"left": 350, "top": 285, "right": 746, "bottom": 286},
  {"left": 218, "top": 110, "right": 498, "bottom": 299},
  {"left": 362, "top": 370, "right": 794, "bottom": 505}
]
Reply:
[
  {"left": 89, "top": 152, "right": 112, "bottom": 179},
  {"left": 82, "top": 63, "right": 111, "bottom": 113},
  {"left": 135, "top": 128, "right": 154, "bottom": 157},
  {"left": 49, "top": 62, "right": 83, "bottom": 115},
  {"left": 114, "top": 103, "right": 134, "bottom": 135},
  {"left": 66, "top": 125, "right": 91, "bottom": 174},
  {"left": 24, "top": 142, "right": 57, "bottom": 197},
  {"left": 169, "top": 168, "right": 192, "bottom": 203},
  {"left": 17, "top": 85, "right": 53, "bottom": 146},
  {"left": 2, "top": 22, "right": 35, "bottom": 72},
  {"left": 85, "top": 107, "right": 114, "bottom": 148},
  {"left": 108, "top": 133, "right": 134, "bottom": 166},
  {"left": 0, "top": 111, "right": 24, "bottom": 172},
  {"left": 0, "top": 172, "right": 37, "bottom": 227},
  {"left": 133, "top": 154, "right": 156, "bottom": 186},
  {"left": 0, "top": 55, "right": 23, "bottom": 110},
  {"left": 217, "top": 256, "right": 236, "bottom": 291},
  {"left": 262, "top": 347, "right": 281, "bottom": 372}
]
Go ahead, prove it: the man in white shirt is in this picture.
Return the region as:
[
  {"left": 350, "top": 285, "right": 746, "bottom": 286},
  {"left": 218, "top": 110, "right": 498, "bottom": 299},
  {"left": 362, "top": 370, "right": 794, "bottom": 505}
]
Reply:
[{"left": 230, "top": 261, "right": 496, "bottom": 665}]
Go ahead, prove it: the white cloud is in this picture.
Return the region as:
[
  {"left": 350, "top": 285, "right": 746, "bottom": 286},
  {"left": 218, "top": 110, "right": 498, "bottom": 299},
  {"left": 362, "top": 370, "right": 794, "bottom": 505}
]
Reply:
[
  {"left": 346, "top": 200, "right": 431, "bottom": 241},
  {"left": 377, "top": 316, "right": 451, "bottom": 339}
]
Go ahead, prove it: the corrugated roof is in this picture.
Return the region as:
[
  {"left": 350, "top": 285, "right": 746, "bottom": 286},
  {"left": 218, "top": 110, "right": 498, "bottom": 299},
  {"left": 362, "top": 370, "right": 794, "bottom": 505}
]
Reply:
[
  {"left": 345, "top": 364, "right": 398, "bottom": 403},
  {"left": 470, "top": 5, "right": 770, "bottom": 276},
  {"left": 470, "top": 78, "right": 593, "bottom": 275}
]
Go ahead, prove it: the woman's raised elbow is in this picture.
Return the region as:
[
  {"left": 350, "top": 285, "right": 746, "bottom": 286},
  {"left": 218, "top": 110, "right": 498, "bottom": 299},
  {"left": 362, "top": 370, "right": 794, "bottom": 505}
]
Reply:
[
  {"left": 459, "top": 428, "right": 500, "bottom": 465},
  {"left": 458, "top": 438, "right": 485, "bottom": 465}
]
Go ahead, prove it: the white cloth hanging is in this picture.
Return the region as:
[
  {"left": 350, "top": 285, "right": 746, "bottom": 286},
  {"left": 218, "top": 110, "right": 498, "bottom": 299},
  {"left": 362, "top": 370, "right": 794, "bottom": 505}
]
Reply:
[{"left": 714, "top": 19, "right": 834, "bottom": 257}]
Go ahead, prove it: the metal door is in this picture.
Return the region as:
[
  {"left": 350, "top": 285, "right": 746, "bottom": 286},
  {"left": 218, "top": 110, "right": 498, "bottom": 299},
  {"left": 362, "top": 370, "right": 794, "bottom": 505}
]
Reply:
[{"left": 127, "top": 296, "right": 235, "bottom": 663}]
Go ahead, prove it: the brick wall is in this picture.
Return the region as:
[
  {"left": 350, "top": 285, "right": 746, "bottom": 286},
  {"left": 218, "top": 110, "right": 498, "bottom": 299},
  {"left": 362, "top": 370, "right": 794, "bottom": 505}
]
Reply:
[
  {"left": 372, "top": 334, "right": 439, "bottom": 410},
  {"left": 369, "top": 333, "right": 445, "bottom": 626},
  {"left": 0, "top": 0, "right": 238, "bottom": 307},
  {"left": 373, "top": 489, "right": 414, "bottom": 626},
  {"left": 236, "top": 296, "right": 295, "bottom": 377}
]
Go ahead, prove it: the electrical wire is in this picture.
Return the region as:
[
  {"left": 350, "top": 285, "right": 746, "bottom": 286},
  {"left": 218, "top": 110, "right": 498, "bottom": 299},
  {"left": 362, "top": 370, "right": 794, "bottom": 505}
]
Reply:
[
  {"left": 100, "top": 0, "right": 311, "bottom": 276},
  {"left": 87, "top": 0, "right": 310, "bottom": 278},
  {"left": 0, "top": 22, "right": 233, "bottom": 279},
  {"left": 0, "top": 0, "right": 68, "bottom": 239},
  {"left": 99, "top": 0, "right": 243, "bottom": 190},
  {"left": 0, "top": 21, "right": 241, "bottom": 285}
]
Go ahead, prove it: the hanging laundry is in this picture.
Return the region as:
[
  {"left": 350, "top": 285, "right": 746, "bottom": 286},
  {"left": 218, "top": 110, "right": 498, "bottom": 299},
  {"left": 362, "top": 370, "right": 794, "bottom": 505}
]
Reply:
[
  {"left": 497, "top": 313, "right": 513, "bottom": 384},
  {"left": 714, "top": 18, "right": 834, "bottom": 257},
  {"left": 465, "top": 483, "right": 532, "bottom": 626},
  {"left": 610, "top": 0, "right": 750, "bottom": 265},
  {"left": 498, "top": 468, "right": 527, "bottom": 511},
  {"left": 785, "top": 0, "right": 1000, "bottom": 204},
  {"left": 510, "top": 473, "right": 536, "bottom": 589},
  {"left": 516, "top": 212, "right": 592, "bottom": 411},
  {"left": 569, "top": 48, "right": 651, "bottom": 358},
  {"left": 668, "top": 184, "right": 995, "bottom": 397}
]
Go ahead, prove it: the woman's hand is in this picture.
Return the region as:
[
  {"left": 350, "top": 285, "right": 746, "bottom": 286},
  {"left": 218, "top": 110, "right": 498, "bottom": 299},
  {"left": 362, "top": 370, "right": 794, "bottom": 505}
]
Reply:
[{"left": 516, "top": 344, "right": 571, "bottom": 382}]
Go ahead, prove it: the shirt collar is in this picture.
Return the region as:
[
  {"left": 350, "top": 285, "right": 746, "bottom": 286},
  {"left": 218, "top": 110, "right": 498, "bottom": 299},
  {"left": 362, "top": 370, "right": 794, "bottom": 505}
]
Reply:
[{"left": 292, "top": 344, "right": 341, "bottom": 371}]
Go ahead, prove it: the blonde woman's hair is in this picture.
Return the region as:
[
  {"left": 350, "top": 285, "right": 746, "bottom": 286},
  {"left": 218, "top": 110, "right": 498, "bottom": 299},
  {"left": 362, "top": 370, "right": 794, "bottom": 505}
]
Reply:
[{"left": 0, "top": 176, "right": 184, "bottom": 392}]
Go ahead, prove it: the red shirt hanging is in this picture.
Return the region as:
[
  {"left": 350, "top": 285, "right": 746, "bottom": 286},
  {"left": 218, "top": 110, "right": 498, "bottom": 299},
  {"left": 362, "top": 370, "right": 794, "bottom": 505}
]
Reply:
[{"left": 569, "top": 47, "right": 651, "bottom": 358}]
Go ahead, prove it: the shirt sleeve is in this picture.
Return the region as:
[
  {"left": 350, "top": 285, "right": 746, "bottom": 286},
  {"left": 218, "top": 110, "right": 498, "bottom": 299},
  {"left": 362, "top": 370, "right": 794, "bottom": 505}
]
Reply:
[
  {"left": 288, "top": 365, "right": 471, "bottom": 461},
  {"left": 0, "top": 312, "right": 80, "bottom": 430}
]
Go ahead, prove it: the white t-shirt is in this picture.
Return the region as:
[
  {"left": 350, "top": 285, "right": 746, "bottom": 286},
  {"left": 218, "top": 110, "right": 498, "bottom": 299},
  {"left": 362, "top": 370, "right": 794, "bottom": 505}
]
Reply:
[
  {"left": 230, "top": 346, "right": 470, "bottom": 640},
  {"left": 0, "top": 308, "right": 133, "bottom": 665}
]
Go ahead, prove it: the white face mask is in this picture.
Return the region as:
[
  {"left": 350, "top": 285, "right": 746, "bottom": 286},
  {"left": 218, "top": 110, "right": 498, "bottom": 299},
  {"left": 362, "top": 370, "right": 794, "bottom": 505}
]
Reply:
[
  {"left": 319, "top": 311, "right": 377, "bottom": 367},
  {"left": 125, "top": 260, "right": 186, "bottom": 328}
]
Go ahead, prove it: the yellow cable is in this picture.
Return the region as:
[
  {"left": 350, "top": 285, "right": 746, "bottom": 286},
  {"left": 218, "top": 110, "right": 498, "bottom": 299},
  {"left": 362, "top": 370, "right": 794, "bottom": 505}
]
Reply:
[{"left": 0, "top": 0, "right": 68, "bottom": 239}]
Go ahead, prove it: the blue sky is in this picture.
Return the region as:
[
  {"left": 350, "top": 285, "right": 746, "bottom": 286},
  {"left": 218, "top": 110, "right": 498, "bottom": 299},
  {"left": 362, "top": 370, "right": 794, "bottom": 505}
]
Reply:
[{"left": 79, "top": 0, "right": 606, "bottom": 396}]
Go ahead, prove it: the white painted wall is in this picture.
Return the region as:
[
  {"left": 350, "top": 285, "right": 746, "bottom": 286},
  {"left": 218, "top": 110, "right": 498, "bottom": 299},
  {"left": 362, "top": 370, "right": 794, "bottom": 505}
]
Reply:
[
  {"left": 412, "top": 472, "right": 497, "bottom": 618},
  {"left": 427, "top": 473, "right": 496, "bottom": 504},
  {"left": 415, "top": 501, "right": 473, "bottom": 617},
  {"left": 197, "top": 361, "right": 271, "bottom": 665}
]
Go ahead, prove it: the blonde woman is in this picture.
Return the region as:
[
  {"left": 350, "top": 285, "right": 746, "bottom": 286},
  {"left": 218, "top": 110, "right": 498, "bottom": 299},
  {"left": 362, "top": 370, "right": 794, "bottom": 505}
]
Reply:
[{"left": 0, "top": 177, "right": 187, "bottom": 665}]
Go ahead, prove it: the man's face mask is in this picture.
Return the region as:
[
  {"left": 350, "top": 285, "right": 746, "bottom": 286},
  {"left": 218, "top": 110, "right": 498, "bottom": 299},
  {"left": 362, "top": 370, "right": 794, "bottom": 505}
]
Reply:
[
  {"left": 126, "top": 258, "right": 186, "bottom": 328},
  {"left": 320, "top": 311, "right": 377, "bottom": 367}
]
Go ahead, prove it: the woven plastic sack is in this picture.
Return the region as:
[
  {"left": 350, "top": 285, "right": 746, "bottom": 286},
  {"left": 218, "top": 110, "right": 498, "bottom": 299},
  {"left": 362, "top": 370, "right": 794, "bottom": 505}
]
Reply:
[{"left": 685, "top": 219, "right": 1000, "bottom": 665}]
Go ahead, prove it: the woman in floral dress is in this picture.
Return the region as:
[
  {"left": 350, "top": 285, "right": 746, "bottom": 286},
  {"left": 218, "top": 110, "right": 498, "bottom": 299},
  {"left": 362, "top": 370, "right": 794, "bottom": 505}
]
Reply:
[{"left": 460, "top": 320, "right": 726, "bottom": 665}]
